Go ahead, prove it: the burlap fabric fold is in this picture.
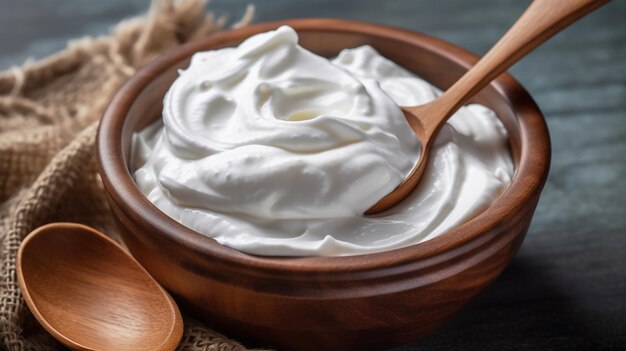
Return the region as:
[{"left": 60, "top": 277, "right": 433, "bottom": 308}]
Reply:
[{"left": 0, "top": 1, "right": 263, "bottom": 350}]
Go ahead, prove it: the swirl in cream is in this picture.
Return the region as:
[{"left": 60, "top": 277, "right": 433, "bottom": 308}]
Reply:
[{"left": 132, "top": 26, "right": 514, "bottom": 256}]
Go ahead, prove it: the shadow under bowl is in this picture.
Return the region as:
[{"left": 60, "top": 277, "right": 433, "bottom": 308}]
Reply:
[{"left": 97, "top": 19, "right": 551, "bottom": 351}]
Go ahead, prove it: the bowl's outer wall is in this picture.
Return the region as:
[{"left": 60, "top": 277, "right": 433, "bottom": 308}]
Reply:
[
  {"left": 98, "top": 19, "right": 550, "bottom": 351},
  {"left": 108, "top": 196, "right": 537, "bottom": 350}
]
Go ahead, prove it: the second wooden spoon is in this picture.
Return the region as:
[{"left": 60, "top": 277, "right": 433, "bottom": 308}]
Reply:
[
  {"left": 17, "top": 223, "right": 183, "bottom": 351},
  {"left": 366, "top": 0, "right": 608, "bottom": 215}
]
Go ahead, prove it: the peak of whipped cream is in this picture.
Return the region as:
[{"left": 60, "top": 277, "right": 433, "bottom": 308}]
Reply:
[
  {"left": 132, "top": 26, "right": 513, "bottom": 256},
  {"left": 151, "top": 25, "right": 420, "bottom": 219}
]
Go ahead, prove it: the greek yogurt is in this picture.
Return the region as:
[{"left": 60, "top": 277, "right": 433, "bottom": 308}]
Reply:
[{"left": 131, "top": 26, "right": 514, "bottom": 256}]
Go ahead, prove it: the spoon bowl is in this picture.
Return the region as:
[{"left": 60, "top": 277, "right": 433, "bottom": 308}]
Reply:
[{"left": 17, "top": 223, "right": 183, "bottom": 351}]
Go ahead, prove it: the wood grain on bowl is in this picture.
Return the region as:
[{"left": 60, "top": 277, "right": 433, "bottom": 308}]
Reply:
[{"left": 97, "top": 19, "right": 550, "bottom": 351}]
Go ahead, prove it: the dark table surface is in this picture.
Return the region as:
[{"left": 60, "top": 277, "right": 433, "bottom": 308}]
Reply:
[{"left": 2, "top": 0, "right": 625, "bottom": 350}]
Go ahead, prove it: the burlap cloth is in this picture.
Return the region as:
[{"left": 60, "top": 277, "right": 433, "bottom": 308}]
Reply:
[{"left": 0, "top": 1, "right": 269, "bottom": 350}]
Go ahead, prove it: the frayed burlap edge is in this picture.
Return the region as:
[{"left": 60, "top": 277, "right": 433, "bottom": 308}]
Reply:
[{"left": 0, "top": 1, "right": 268, "bottom": 350}]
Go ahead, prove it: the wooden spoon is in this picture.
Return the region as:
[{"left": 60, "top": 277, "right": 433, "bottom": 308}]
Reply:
[
  {"left": 16, "top": 223, "right": 183, "bottom": 351},
  {"left": 366, "top": 0, "right": 608, "bottom": 215}
]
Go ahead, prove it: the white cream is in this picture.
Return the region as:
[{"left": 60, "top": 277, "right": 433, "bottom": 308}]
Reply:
[{"left": 132, "top": 26, "right": 514, "bottom": 256}]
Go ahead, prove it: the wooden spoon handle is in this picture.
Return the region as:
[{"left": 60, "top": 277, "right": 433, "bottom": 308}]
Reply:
[{"left": 422, "top": 0, "right": 608, "bottom": 136}]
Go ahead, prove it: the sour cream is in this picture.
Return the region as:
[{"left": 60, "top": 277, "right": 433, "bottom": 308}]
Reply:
[{"left": 132, "top": 26, "right": 514, "bottom": 256}]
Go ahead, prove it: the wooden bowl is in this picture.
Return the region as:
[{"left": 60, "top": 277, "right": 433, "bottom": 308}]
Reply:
[{"left": 97, "top": 19, "right": 550, "bottom": 351}]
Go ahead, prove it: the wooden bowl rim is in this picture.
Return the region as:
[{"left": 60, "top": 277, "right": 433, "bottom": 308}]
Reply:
[{"left": 97, "top": 18, "right": 550, "bottom": 274}]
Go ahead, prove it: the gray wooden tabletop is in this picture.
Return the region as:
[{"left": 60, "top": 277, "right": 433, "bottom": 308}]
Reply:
[{"left": 2, "top": 0, "right": 625, "bottom": 350}]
